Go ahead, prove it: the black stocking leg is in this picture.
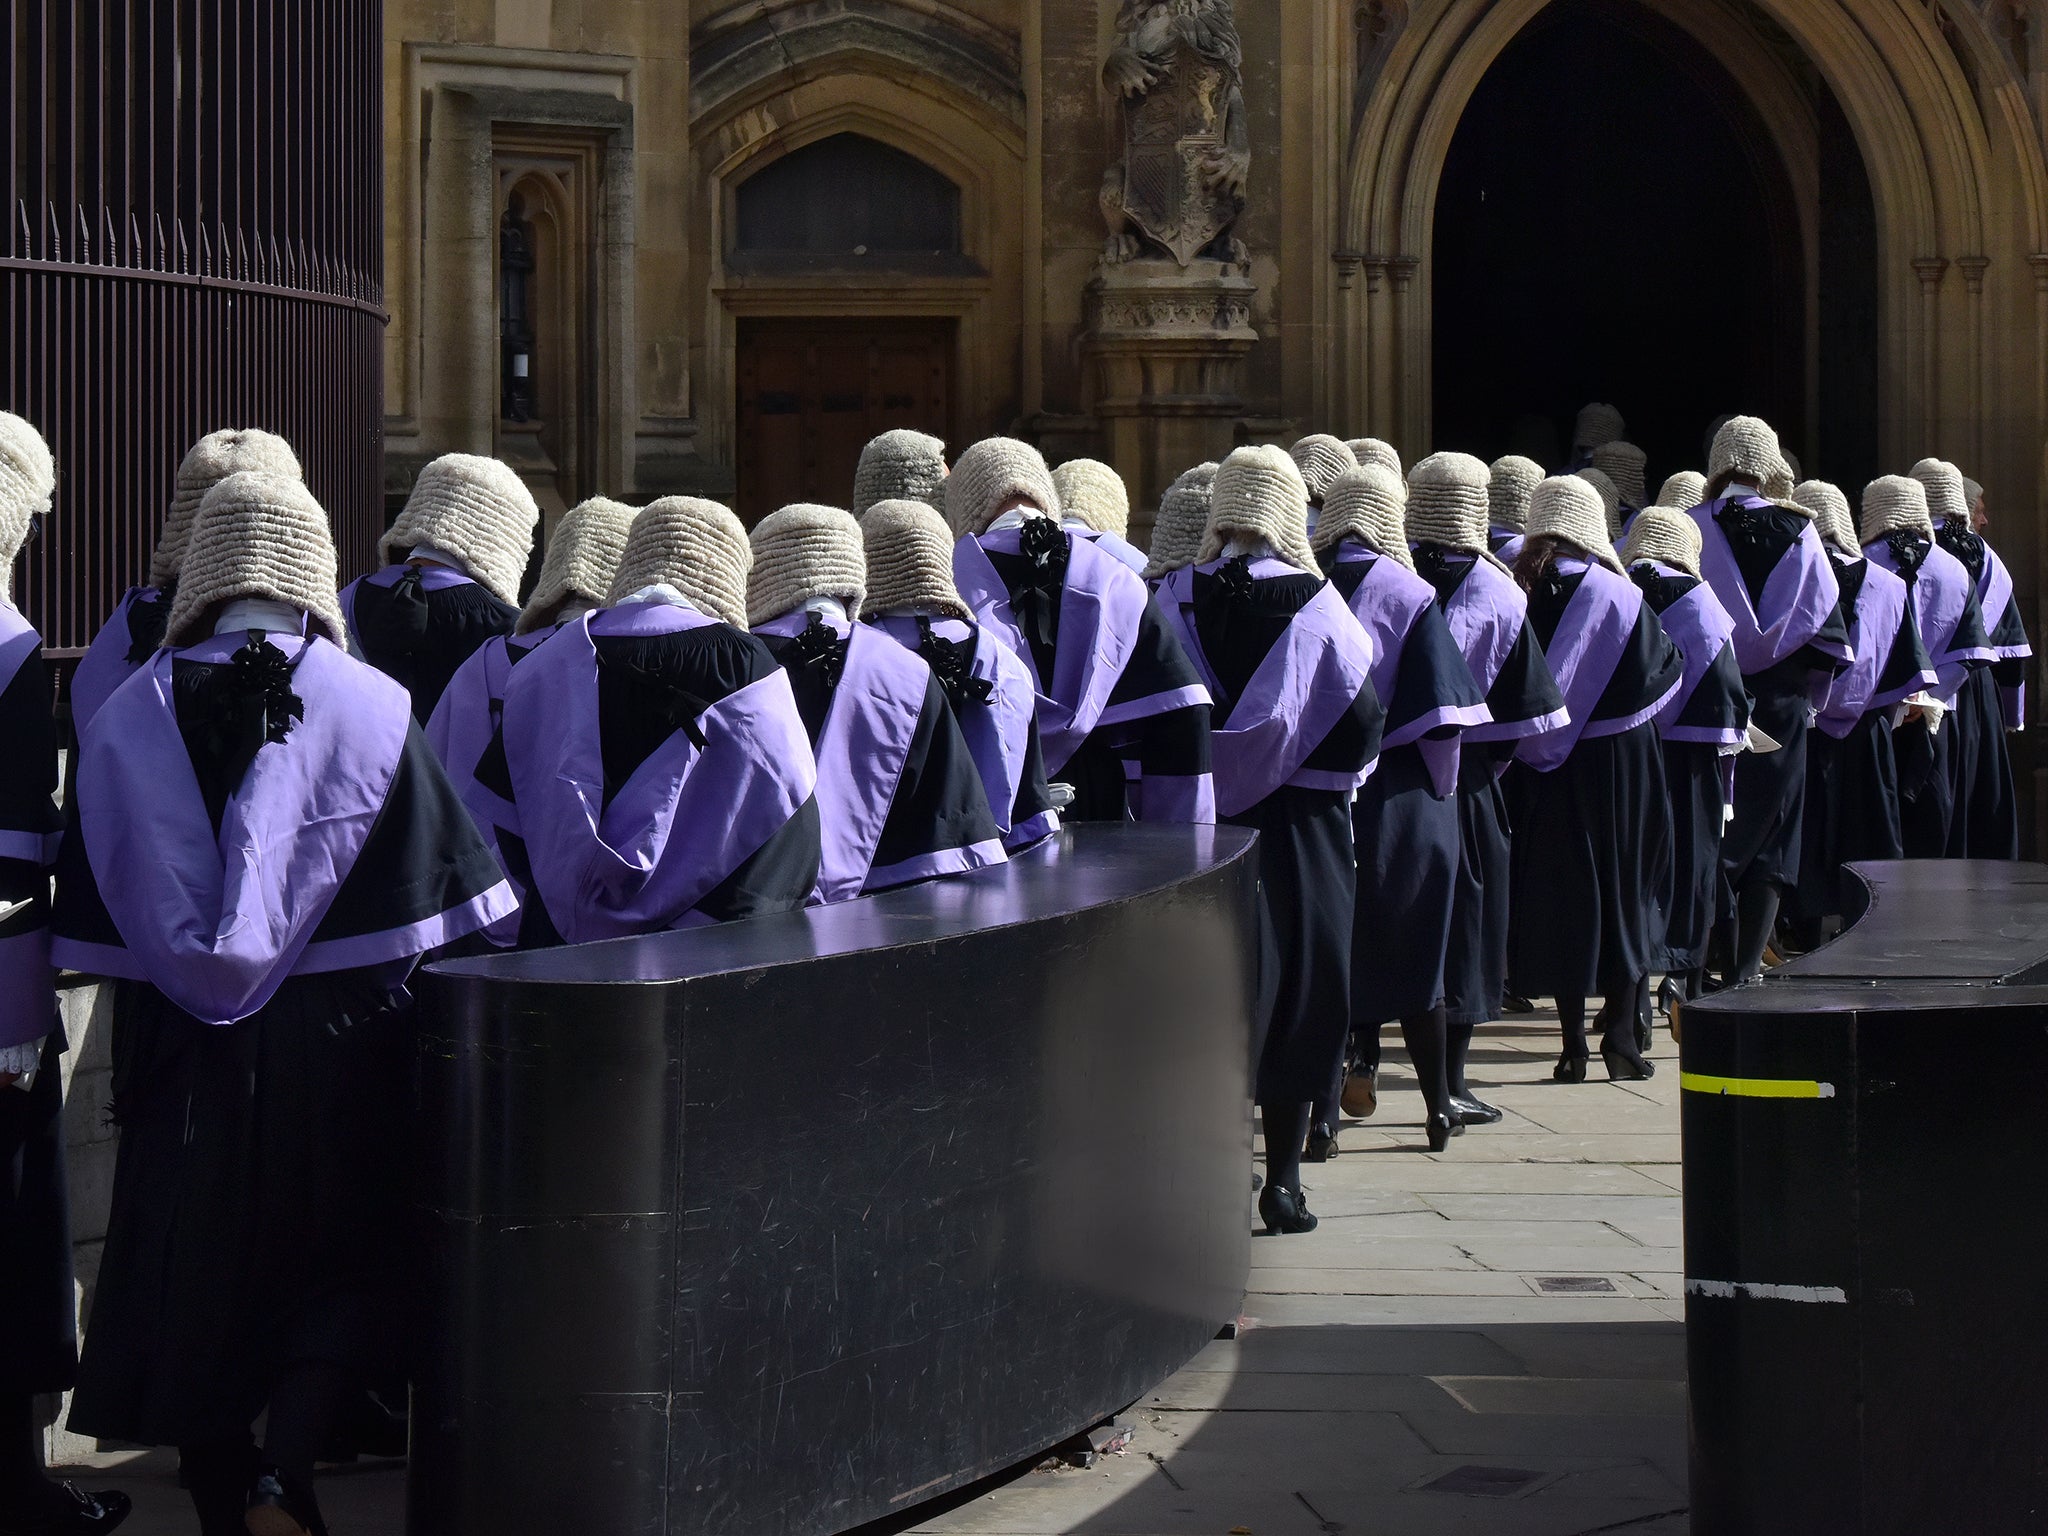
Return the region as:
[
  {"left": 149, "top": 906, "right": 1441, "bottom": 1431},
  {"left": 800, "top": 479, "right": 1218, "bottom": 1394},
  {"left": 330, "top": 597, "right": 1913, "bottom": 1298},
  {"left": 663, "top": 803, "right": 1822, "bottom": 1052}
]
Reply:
[
  {"left": 0, "top": 1394, "right": 48, "bottom": 1520},
  {"left": 1730, "top": 882, "right": 1783, "bottom": 986},
  {"left": 181, "top": 1438, "right": 260, "bottom": 1536},
  {"left": 1401, "top": 1005, "right": 1463, "bottom": 1149},
  {"left": 1445, "top": 1020, "right": 1500, "bottom": 1124},
  {"left": 1600, "top": 976, "right": 1654, "bottom": 1078},
  {"left": 1261, "top": 1100, "right": 1312, "bottom": 1194},
  {"left": 1634, "top": 973, "right": 1653, "bottom": 1053},
  {"left": 1554, "top": 995, "right": 1589, "bottom": 1082},
  {"left": 1256, "top": 1100, "right": 1318, "bottom": 1233}
]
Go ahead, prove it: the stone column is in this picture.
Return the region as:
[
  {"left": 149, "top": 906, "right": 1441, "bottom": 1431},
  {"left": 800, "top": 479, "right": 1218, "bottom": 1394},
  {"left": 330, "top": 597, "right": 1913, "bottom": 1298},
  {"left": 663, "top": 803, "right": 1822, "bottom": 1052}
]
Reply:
[
  {"left": 1086, "top": 261, "right": 1260, "bottom": 544},
  {"left": 1911, "top": 256, "right": 1950, "bottom": 451}
]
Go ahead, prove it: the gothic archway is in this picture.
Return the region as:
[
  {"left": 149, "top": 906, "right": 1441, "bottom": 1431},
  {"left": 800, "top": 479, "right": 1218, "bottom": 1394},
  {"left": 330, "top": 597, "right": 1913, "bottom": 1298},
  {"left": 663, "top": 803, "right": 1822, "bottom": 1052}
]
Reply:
[
  {"left": 1427, "top": 0, "right": 1833, "bottom": 482},
  {"left": 1340, "top": 0, "right": 2048, "bottom": 497}
]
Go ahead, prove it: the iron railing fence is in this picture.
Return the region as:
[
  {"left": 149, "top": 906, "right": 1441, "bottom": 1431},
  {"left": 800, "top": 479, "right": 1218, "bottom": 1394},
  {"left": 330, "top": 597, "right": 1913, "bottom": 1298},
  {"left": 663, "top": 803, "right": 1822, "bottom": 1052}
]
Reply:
[{"left": 2, "top": 0, "right": 385, "bottom": 660}]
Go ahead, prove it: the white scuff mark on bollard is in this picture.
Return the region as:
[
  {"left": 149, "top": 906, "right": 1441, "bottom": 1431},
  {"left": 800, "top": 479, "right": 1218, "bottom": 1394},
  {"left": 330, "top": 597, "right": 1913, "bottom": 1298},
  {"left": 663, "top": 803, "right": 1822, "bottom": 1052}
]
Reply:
[{"left": 1686, "top": 1278, "right": 1852, "bottom": 1304}]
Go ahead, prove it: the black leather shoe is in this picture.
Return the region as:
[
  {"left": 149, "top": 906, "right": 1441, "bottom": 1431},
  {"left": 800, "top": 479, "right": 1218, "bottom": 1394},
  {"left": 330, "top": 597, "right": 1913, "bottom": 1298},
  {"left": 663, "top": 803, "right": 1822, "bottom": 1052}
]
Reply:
[
  {"left": 1424, "top": 1112, "right": 1464, "bottom": 1152},
  {"left": 1553, "top": 1051, "right": 1589, "bottom": 1084},
  {"left": 1450, "top": 1093, "right": 1503, "bottom": 1125},
  {"left": 21, "top": 1484, "right": 132, "bottom": 1534},
  {"left": 1501, "top": 993, "right": 1535, "bottom": 1014},
  {"left": 1601, "top": 1041, "right": 1655, "bottom": 1081},
  {"left": 1257, "top": 1183, "right": 1318, "bottom": 1234},
  {"left": 1302, "top": 1121, "right": 1338, "bottom": 1162},
  {"left": 246, "top": 1471, "right": 327, "bottom": 1536}
]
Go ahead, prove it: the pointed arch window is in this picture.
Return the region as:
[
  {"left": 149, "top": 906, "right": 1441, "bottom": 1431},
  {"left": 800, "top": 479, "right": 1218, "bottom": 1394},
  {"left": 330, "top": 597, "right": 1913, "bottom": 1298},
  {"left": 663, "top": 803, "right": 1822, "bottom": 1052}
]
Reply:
[{"left": 731, "top": 133, "right": 975, "bottom": 274}]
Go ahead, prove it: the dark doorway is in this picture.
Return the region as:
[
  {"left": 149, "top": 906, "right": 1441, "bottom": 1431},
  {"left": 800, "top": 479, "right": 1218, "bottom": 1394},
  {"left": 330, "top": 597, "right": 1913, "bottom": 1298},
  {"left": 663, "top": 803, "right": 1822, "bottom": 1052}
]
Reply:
[
  {"left": 735, "top": 317, "right": 955, "bottom": 523},
  {"left": 1431, "top": 0, "right": 1872, "bottom": 489}
]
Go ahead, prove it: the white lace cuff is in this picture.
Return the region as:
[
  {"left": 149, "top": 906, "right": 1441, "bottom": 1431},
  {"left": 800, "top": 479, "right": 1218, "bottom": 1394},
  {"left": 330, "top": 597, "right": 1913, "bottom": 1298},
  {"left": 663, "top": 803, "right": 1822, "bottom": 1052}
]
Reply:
[{"left": 0, "top": 1036, "right": 43, "bottom": 1078}]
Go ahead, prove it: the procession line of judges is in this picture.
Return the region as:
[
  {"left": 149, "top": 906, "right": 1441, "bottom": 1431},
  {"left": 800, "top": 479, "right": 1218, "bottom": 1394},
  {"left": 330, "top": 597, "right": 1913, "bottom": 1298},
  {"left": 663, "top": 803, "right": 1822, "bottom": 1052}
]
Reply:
[{"left": 0, "top": 402, "right": 2030, "bottom": 1535}]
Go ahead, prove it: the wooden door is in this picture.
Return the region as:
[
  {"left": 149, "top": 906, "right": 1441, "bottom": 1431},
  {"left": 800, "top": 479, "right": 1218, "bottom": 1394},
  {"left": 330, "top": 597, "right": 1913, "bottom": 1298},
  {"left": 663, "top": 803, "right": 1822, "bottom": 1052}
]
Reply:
[{"left": 736, "top": 317, "right": 954, "bottom": 524}]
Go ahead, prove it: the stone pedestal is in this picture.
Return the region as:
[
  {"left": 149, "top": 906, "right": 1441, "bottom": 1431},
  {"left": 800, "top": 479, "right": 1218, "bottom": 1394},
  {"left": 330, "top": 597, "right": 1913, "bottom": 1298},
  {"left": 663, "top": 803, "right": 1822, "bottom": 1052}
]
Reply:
[{"left": 1085, "top": 259, "right": 1259, "bottom": 548}]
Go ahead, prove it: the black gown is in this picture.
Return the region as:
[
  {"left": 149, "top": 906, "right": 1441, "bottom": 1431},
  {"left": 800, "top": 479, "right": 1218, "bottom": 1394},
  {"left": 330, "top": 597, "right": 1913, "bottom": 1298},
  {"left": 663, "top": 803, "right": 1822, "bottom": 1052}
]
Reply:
[
  {"left": 476, "top": 622, "right": 824, "bottom": 947},
  {"left": 56, "top": 694, "right": 508, "bottom": 1449},
  {"left": 983, "top": 540, "right": 1211, "bottom": 820},
  {"left": 351, "top": 568, "right": 520, "bottom": 723},
  {"left": 1787, "top": 559, "right": 1932, "bottom": 924},
  {"left": 0, "top": 640, "right": 70, "bottom": 1400},
  {"left": 1329, "top": 561, "right": 1486, "bottom": 1023},
  {"left": 1509, "top": 569, "right": 1684, "bottom": 999},
  {"left": 758, "top": 617, "right": 1002, "bottom": 891},
  {"left": 1716, "top": 505, "right": 1851, "bottom": 895},
  {"left": 1936, "top": 523, "right": 2022, "bottom": 859},
  {"left": 1631, "top": 569, "right": 1749, "bottom": 973},
  {"left": 1414, "top": 551, "right": 1566, "bottom": 1028},
  {"left": 1189, "top": 564, "right": 1383, "bottom": 1102}
]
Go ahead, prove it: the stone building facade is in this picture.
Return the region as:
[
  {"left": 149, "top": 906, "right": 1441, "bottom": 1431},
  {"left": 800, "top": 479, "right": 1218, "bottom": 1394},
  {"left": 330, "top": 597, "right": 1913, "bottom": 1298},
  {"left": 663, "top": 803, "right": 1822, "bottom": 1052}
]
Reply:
[{"left": 383, "top": 0, "right": 2048, "bottom": 664}]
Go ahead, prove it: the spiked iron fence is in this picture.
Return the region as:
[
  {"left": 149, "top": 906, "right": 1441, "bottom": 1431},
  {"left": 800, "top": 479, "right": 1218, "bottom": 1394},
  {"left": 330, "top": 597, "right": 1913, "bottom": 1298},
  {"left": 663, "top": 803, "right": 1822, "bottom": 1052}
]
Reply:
[{"left": 3, "top": 0, "right": 385, "bottom": 658}]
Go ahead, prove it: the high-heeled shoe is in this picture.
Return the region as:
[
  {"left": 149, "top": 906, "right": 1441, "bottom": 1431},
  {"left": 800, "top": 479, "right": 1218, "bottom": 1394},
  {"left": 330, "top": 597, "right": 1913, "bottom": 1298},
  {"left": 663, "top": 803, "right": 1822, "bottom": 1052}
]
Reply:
[
  {"left": 1553, "top": 1051, "right": 1589, "bottom": 1084},
  {"left": 1258, "top": 1183, "right": 1318, "bottom": 1234},
  {"left": 1303, "top": 1121, "right": 1339, "bottom": 1162},
  {"left": 1601, "top": 1040, "right": 1656, "bottom": 1081},
  {"left": 1425, "top": 1111, "right": 1464, "bottom": 1152},
  {"left": 19, "top": 1483, "right": 133, "bottom": 1534},
  {"left": 246, "top": 1470, "right": 328, "bottom": 1536},
  {"left": 1449, "top": 1093, "right": 1503, "bottom": 1125},
  {"left": 1339, "top": 1066, "right": 1379, "bottom": 1119}
]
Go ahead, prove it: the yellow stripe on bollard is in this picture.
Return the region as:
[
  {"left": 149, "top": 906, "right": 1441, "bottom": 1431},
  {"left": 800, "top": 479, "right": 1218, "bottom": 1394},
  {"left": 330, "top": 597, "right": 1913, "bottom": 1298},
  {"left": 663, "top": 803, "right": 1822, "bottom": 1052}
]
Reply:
[{"left": 1680, "top": 1072, "right": 1836, "bottom": 1099}]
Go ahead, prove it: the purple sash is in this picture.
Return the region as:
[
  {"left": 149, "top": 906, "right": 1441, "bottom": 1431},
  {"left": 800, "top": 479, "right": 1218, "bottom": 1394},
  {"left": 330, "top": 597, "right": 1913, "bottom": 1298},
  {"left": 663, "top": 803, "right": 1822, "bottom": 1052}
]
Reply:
[
  {"left": 1520, "top": 559, "right": 1672, "bottom": 772},
  {"left": 1645, "top": 568, "right": 1747, "bottom": 748},
  {"left": 1980, "top": 542, "right": 2031, "bottom": 725},
  {"left": 60, "top": 635, "right": 417, "bottom": 1024},
  {"left": 1330, "top": 545, "right": 1492, "bottom": 751},
  {"left": 71, "top": 587, "right": 163, "bottom": 738},
  {"left": 503, "top": 603, "right": 818, "bottom": 942},
  {"left": 955, "top": 527, "right": 1188, "bottom": 775},
  {"left": 1863, "top": 537, "right": 1994, "bottom": 703},
  {"left": 1689, "top": 497, "right": 1849, "bottom": 675},
  {"left": 868, "top": 614, "right": 1043, "bottom": 844},
  {"left": 1157, "top": 560, "right": 1377, "bottom": 816},
  {"left": 1070, "top": 526, "right": 1150, "bottom": 575},
  {"left": 0, "top": 607, "right": 54, "bottom": 865},
  {"left": 426, "top": 627, "right": 558, "bottom": 945},
  {"left": 1440, "top": 557, "right": 1568, "bottom": 745},
  {"left": 756, "top": 614, "right": 943, "bottom": 904},
  {"left": 1817, "top": 557, "right": 1927, "bottom": 737}
]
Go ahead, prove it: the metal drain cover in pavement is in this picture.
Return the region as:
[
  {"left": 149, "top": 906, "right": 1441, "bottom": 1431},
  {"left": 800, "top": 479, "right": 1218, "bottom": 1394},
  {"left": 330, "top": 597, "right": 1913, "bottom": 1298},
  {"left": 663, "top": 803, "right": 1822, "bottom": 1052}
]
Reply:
[
  {"left": 1535, "top": 1275, "right": 1617, "bottom": 1294},
  {"left": 1421, "top": 1465, "right": 1545, "bottom": 1498}
]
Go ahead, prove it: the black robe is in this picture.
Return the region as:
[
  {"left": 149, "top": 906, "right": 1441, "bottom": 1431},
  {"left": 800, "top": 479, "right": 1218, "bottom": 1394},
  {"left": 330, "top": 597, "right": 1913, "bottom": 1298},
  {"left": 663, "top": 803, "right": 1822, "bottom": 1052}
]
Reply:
[
  {"left": 1632, "top": 568, "right": 1749, "bottom": 973},
  {"left": 982, "top": 541, "right": 1212, "bottom": 821},
  {"left": 56, "top": 693, "right": 508, "bottom": 1449},
  {"left": 1187, "top": 565, "right": 1382, "bottom": 1103},
  {"left": 1715, "top": 504, "right": 1851, "bottom": 894},
  {"left": 758, "top": 616, "right": 1003, "bottom": 897},
  {"left": 1937, "top": 523, "right": 2022, "bottom": 859},
  {"left": 350, "top": 566, "right": 520, "bottom": 723},
  {"left": 1509, "top": 568, "right": 1684, "bottom": 999},
  {"left": 1787, "top": 560, "right": 1932, "bottom": 924},
  {"left": 0, "top": 639, "right": 70, "bottom": 1399},
  {"left": 476, "top": 622, "right": 824, "bottom": 947},
  {"left": 1329, "top": 560, "right": 1486, "bottom": 1024},
  {"left": 1415, "top": 550, "right": 1566, "bottom": 1028}
]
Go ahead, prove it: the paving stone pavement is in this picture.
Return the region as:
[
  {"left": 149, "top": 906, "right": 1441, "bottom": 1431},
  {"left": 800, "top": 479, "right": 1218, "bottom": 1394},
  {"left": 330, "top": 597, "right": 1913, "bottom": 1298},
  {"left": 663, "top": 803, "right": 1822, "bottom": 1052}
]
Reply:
[{"left": 58, "top": 1009, "right": 1687, "bottom": 1536}]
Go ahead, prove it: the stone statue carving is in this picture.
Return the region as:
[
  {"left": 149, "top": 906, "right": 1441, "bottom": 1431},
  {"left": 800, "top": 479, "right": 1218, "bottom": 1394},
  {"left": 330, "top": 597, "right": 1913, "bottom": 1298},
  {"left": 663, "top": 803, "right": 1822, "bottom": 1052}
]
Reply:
[{"left": 1099, "top": 0, "right": 1250, "bottom": 268}]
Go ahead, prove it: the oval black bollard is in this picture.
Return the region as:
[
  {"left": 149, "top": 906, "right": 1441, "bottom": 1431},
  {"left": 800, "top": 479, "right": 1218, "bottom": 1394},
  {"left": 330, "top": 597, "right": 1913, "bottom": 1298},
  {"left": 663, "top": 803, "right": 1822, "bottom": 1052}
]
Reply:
[
  {"left": 1681, "top": 860, "right": 2048, "bottom": 1535},
  {"left": 408, "top": 824, "right": 1260, "bottom": 1536}
]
